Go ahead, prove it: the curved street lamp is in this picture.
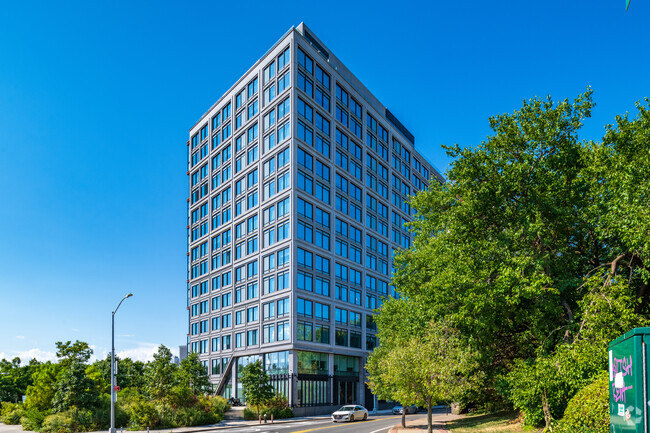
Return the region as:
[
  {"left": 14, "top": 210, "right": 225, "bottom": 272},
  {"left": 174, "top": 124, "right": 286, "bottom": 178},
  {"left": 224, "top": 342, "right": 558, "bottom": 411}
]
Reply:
[{"left": 110, "top": 293, "right": 132, "bottom": 433}]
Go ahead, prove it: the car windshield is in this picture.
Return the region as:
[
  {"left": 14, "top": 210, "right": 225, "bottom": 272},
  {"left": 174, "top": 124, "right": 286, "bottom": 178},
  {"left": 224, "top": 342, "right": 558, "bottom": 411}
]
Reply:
[{"left": 338, "top": 406, "right": 356, "bottom": 411}]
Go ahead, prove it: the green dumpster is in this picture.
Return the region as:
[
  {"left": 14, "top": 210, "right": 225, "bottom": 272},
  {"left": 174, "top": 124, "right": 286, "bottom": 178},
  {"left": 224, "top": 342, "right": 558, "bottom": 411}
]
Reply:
[{"left": 609, "top": 328, "right": 650, "bottom": 432}]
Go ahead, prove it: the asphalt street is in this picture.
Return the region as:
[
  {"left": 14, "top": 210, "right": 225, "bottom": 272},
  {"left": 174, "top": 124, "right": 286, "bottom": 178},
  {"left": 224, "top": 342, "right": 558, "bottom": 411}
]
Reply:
[
  {"left": 200, "top": 413, "right": 410, "bottom": 433},
  {"left": 0, "top": 413, "right": 418, "bottom": 433}
]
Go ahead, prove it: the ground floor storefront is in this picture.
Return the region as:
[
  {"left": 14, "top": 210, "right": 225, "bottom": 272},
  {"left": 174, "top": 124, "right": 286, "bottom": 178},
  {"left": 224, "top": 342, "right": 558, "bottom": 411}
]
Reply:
[{"left": 211, "top": 349, "right": 391, "bottom": 414}]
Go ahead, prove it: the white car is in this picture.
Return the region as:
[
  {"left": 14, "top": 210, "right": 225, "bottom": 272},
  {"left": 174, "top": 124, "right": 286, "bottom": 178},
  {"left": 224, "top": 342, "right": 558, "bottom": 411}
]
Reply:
[{"left": 331, "top": 405, "right": 368, "bottom": 422}]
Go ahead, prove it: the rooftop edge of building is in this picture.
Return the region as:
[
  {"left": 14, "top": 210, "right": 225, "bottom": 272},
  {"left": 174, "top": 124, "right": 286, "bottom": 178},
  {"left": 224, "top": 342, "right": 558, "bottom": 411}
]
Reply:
[{"left": 190, "top": 22, "right": 446, "bottom": 184}]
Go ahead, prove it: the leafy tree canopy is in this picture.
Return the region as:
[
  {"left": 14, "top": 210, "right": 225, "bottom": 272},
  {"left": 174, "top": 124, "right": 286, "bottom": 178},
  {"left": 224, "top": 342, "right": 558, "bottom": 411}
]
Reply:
[
  {"left": 239, "top": 360, "right": 274, "bottom": 416},
  {"left": 374, "top": 91, "right": 650, "bottom": 426}
]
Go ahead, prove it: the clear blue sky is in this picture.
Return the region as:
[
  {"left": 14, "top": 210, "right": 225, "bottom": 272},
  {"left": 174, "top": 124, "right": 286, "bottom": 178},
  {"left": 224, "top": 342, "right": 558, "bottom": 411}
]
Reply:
[{"left": 1, "top": 0, "right": 648, "bottom": 363}]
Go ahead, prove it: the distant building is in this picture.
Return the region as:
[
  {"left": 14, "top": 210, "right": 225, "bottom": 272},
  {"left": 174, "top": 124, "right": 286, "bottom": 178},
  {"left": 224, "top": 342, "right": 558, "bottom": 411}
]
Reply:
[
  {"left": 178, "top": 345, "right": 188, "bottom": 362},
  {"left": 186, "top": 23, "right": 442, "bottom": 415}
]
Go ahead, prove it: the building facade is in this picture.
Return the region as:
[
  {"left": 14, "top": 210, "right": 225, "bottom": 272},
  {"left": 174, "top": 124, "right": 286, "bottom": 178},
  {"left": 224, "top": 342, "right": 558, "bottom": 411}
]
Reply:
[{"left": 187, "top": 23, "right": 443, "bottom": 414}]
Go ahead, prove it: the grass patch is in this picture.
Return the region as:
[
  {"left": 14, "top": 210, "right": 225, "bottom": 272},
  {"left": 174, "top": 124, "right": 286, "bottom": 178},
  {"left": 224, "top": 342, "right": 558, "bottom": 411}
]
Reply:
[{"left": 447, "top": 412, "right": 539, "bottom": 433}]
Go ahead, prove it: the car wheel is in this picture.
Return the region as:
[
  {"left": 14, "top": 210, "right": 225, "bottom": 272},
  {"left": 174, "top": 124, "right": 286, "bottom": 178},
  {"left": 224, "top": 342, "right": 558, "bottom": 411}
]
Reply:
[
  {"left": 350, "top": 415, "right": 354, "bottom": 422},
  {"left": 363, "top": 413, "right": 368, "bottom": 421}
]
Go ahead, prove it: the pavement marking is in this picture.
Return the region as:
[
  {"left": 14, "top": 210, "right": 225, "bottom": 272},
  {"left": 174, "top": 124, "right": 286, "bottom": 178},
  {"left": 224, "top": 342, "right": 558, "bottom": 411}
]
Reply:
[
  {"left": 369, "top": 427, "right": 393, "bottom": 433},
  {"left": 292, "top": 416, "right": 402, "bottom": 433}
]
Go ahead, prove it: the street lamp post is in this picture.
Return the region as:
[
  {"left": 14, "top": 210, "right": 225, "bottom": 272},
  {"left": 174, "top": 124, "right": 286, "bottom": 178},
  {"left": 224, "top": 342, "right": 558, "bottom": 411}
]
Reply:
[{"left": 110, "top": 293, "right": 132, "bottom": 433}]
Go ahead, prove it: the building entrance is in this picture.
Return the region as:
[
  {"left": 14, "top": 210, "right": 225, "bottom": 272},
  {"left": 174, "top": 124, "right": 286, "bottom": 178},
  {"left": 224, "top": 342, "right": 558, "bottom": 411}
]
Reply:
[{"left": 335, "top": 378, "right": 357, "bottom": 405}]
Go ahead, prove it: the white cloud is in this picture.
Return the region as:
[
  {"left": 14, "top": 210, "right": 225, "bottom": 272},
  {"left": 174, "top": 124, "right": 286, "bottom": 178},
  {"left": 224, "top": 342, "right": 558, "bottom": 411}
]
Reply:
[
  {"left": 5, "top": 348, "right": 58, "bottom": 363},
  {"left": 15, "top": 335, "right": 25, "bottom": 339},
  {"left": 115, "top": 342, "right": 178, "bottom": 363}
]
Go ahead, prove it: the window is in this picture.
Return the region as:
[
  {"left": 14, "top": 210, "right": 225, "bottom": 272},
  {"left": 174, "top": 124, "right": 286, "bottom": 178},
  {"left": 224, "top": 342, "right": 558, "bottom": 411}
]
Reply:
[
  {"left": 236, "top": 332, "right": 244, "bottom": 348},
  {"left": 335, "top": 307, "right": 347, "bottom": 324},
  {"left": 297, "top": 121, "right": 313, "bottom": 145},
  {"left": 263, "top": 324, "right": 275, "bottom": 343},
  {"left": 350, "top": 331, "right": 362, "bottom": 348},
  {"left": 247, "top": 100, "right": 258, "bottom": 120},
  {"left": 263, "top": 301, "right": 275, "bottom": 320},
  {"left": 277, "top": 298, "right": 290, "bottom": 317},
  {"left": 248, "top": 77, "right": 258, "bottom": 98},
  {"left": 297, "top": 221, "right": 313, "bottom": 243},
  {"left": 277, "top": 47, "right": 290, "bottom": 70},
  {"left": 315, "top": 64, "right": 330, "bottom": 88},
  {"left": 298, "top": 48, "right": 313, "bottom": 73},
  {"left": 349, "top": 311, "right": 361, "bottom": 327},
  {"left": 314, "top": 301, "right": 329, "bottom": 320},
  {"left": 263, "top": 275, "right": 275, "bottom": 294},
  {"left": 264, "top": 61, "right": 275, "bottom": 84},
  {"left": 297, "top": 71, "right": 313, "bottom": 97},
  {"left": 278, "top": 70, "right": 290, "bottom": 93},
  {"left": 297, "top": 171, "right": 313, "bottom": 194},
  {"left": 297, "top": 298, "right": 313, "bottom": 317},
  {"left": 297, "top": 322, "right": 313, "bottom": 341},
  {"left": 298, "top": 98, "right": 313, "bottom": 122},
  {"left": 246, "top": 307, "right": 259, "bottom": 323},
  {"left": 297, "top": 197, "right": 313, "bottom": 219},
  {"left": 247, "top": 283, "right": 258, "bottom": 300},
  {"left": 297, "top": 248, "right": 313, "bottom": 268},
  {"left": 277, "top": 320, "right": 290, "bottom": 341},
  {"left": 315, "top": 277, "right": 330, "bottom": 296},
  {"left": 336, "top": 84, "right": 348, "bottom": 106},
  {"left": 315, "top": 325, "right": 329, "bottom": 344},
  {"left": 298, "top": 147, "right": 313, "bottom": 170},
  {"left": 222, "top": 313, "right": 232, "bottom": 328},
  {"left": 335, "top": 329, "right": 348, "bottom": 346},
  {"left": 297, "top": 271, "right": 313, "bottom": 292},
  {"left": 263, "top": 158, "right": 276, "bottom": 178}
]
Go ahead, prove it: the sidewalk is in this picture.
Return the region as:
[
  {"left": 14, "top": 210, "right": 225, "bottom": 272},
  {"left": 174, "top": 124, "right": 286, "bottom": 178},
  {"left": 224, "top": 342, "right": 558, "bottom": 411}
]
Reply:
[{"left": 388, "top": 412, "right": 464, "bottom": 433}]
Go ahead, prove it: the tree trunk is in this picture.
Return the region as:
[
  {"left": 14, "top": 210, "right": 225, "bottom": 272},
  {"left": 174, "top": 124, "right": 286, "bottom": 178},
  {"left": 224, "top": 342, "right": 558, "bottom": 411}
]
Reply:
[
  {"left": 542, "top": 389, "right": 552, "bottom": 431},
  {"left": 427, "top": 397, "right": 433, "bottom": 433},
  {"left": 402, "top": 405, "right": 406, "bottom": 428}
]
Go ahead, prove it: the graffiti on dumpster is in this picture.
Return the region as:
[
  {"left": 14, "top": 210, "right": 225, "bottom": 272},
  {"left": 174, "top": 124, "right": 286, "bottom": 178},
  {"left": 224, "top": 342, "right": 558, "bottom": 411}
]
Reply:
[
  {"left": 611, "top": 355, "right": 634, "bottom": 403},
  {"left": 613, "top": 355, "right": 633, "bottom": 377},
  {"left": 612, "top": 383, "right": 634, "bottom": 402}
]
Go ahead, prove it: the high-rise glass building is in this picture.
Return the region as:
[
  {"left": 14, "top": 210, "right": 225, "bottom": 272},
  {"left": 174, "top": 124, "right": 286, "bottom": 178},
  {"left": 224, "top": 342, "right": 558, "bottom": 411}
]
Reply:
[{"left": 187, "top": 23, "right": 443, "bottom": 415}]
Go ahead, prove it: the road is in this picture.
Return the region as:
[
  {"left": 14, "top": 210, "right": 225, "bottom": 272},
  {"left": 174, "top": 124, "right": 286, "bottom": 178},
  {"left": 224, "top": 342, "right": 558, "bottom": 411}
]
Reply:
[{"left": 210, "top": 413, "right": 418, "bottom": 433}]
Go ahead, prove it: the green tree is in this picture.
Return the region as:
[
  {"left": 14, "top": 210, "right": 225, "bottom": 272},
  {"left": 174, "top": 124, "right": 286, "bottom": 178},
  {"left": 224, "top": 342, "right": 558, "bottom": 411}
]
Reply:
[
  {"left": 239, "top": 360, "right": 274, "bottom": 417},
  {"left": 25, "top": 362, "right": 60, "bottom": 411},
  {"left": 49, "top": 340, "right": 98, "bottom": 412},
  {"left": 55, "top": 341, "right": 92, "bottom": 368},
  {"left": 176, "top": 352, "right": 211, "bottom": 395},
  {"left": 51, "top": 362, "right": 99, "bottom": 412},
  {"left": 0, "top": 357, "right": 39, "bottom": 403},
  {"left": 89, "top": 355, "right": 146, "bottom": 394},
  {"left": 592, "top": 99, "right": 650, "bottom": 301},
  {"left": 378, "top": 90, "right": 650, "bottom": 425},
  {"left": 367, "top": 321, "right": 478, "bottom": 433},
  {"left": 144, "top": 345, "right": 177, "bottom": 420}
]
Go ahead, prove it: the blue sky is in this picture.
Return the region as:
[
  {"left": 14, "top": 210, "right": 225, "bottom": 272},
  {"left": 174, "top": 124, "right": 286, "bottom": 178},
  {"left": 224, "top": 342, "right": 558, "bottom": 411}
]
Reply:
[{"left": 0, "top": 0, "right": 648, "bottom": 363}]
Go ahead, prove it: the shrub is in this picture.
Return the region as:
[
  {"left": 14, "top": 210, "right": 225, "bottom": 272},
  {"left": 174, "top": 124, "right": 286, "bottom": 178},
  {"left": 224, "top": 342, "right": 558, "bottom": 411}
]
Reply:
[
  {"left": 169, "top": 385, "right": 196, "bottom": 409},
  {"left": 1, "top": 402, "right": 23, "bottom": 425},
  {"left": 20, "top": 407, "right": 47, "bottom": 431},
  {"left": 41, "top": 412, "right": 74, "bottom": 433},
  {"left": 128, "top": 399, "right": 161, "bottom": 429},
  {"left": 171, "top": 406, "right": 220, "bottom": 426},
  {"left": 243, "top": 395, "right": 293, "bottom": 420},
  {"left": 555, "top": 372, "right": 609, "bottom": 433},
  {"left": 198, "top": 395, "right": 229, "bottom": 416},
  {"left": 90, "top": 393, "right": 127, "bottom": 430},
  {"left": 243, "top": 407, "right": 258, "bottom": 420}
]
